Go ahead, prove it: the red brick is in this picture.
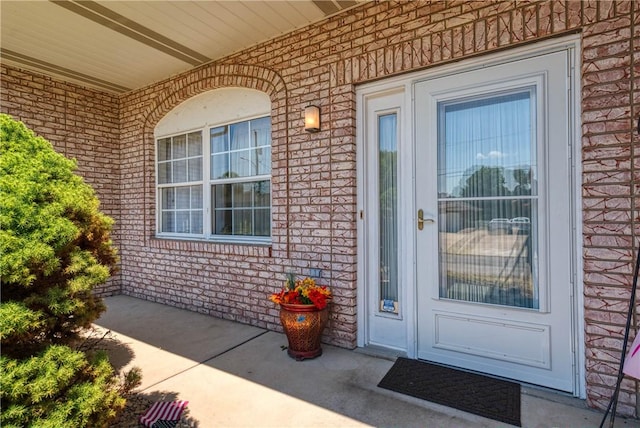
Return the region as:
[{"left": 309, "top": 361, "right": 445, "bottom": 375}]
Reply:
[{"left": 2, "top": 0, "right": 639, "bottom": 415}]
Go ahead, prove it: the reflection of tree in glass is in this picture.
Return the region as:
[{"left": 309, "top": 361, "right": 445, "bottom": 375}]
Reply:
[
  {"left": 446, "top": 166, "right": 536, "bottom": 308},
  {"left": 460, "top": 166, "right": 509, "bottom": 197},
  {"left": 512, "top": 168, "right": 531, "bottom": 196},
  {"left": 220, "top": 171, "right": 239, "bottom": 179}
]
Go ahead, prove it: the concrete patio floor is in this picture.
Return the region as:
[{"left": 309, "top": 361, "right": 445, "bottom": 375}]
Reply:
[{"left": 95, "top": 295, "right": 639, "bottom": 427}]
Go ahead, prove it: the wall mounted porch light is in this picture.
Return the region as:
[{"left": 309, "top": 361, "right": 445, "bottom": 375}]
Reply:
[{"left": 304, "top": 105, "right": 320, "bottom": 133}]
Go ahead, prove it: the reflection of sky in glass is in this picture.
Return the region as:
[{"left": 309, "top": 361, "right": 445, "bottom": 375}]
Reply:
[
  {"left": 210, "top": 117, "right": 271, "bottom": 179},
  {"left": 438, "top": 89, "right": 535, "bottom": 197},
  {"left": 379, "top": 114, "right": 397, "bottom": 152}
]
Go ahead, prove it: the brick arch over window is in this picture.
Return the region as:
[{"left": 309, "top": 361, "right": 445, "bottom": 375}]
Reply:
[
  {"left": 142, "top": 64, "right": 287, "bottom": 129},
  {"left": 139, "top": 64, "right": 290, "bottom": 254}
]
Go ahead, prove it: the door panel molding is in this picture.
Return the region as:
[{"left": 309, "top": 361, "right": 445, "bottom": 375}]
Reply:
[{"left": 433, "top": 311, "right": 551, "bottom": 368}]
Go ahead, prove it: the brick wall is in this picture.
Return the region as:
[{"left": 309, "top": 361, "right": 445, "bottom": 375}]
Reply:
[
  {"left": 2, "top": 0, "right": 639, "bottom": 416},
  {"left": 580, "top": 0, "right": 639, "bottom": 415},
  {"left": 119, "top": 0, "right": 639, "bottom": 415},
  {"left": 0, "top": 65, "right": 122, "bottom": 296}
]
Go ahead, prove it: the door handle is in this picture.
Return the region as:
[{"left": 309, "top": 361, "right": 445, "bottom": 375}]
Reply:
[{"left": 417, "top": 209, "right": 435, "bottom": 230}]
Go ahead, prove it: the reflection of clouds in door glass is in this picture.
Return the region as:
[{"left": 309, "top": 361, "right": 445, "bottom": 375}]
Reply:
[
  {"left": 476, "top": 150, "right": 507, "bottom": 160},
  {"left": 438, "top": 89, "right": 536, "bottom": 197}
]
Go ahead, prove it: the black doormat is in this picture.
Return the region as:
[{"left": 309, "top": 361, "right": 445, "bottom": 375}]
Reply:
[{"left": 378, "top": 357, "right": 521, "bottom": 426}]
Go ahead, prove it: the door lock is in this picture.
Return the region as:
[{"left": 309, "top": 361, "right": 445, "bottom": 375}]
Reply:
[{"left": 417, "top": 209, "right": 435, "bottom": 230}]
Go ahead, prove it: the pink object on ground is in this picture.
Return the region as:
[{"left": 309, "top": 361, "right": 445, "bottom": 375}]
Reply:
[{"left": 139, "top": 400, "right": 189, "bottom": 427}]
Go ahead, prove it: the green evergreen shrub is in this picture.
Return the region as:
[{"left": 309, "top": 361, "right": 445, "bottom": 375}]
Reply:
[
  {"left": 0, "top": 114, "right": 125, "bottom": 426},
  {"left": 1, "top": 345, "right": 125, "bottom": 427}
]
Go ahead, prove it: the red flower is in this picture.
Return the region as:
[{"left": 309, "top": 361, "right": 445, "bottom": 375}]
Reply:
[{"left": 307, "top": 289, "right": 328, "bottom": 309}]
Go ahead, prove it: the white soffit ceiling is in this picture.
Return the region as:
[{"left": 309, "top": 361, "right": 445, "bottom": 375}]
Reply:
[{"left": 1, "top": 0, "right": 362, "bottom": 94}]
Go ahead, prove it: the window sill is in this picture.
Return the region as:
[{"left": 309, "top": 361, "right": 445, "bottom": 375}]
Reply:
[{"left": 149, "top": 236, "right": 272, "bottom": 257}]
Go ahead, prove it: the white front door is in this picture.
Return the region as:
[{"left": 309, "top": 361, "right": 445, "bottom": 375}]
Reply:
[{"left": 414, "top": 50, "right": 575, "bottom": 391}]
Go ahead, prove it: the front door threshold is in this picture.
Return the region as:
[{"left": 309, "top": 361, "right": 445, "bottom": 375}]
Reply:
[{"left": 355, "top": 344, "right": 407, "bottom": 361}]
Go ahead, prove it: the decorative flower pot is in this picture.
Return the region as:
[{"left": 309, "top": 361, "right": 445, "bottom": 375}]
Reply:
[{"left": 279, "top": 303, "right": 329, "bottom": 360}]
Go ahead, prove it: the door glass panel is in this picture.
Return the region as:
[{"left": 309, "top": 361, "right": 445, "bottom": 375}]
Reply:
[
  {"left": 379, "top": 113, "right": 399, "bottom": 314},
  {"left": 437, "top": 89, "right": 539, "bottom": 309}
]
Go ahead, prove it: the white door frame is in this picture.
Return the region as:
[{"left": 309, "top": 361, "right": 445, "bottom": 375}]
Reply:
[{"left": 356, "top": 35, "right": 585, "bottom": 397}]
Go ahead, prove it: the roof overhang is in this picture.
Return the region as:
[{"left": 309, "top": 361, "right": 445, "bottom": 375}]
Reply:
[{"left": 1, "top": 0, "right": 365, "bottom": 94}]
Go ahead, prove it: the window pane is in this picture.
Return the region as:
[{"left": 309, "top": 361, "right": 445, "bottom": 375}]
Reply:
[
  {"left": 511, "top": 168, "right": 535, "bottom": 196},
  {"left": 256, "top": 147, "right": 271, "bottom": 175},
  {"left": 188, "top": 132, "right": 202, "bottom": 156},
  {"left": 162, "top": 211, "right": 175, "bottom": 232},
  {"left": 251, "top": 117, "right": 271, "bottom": 147},
  {"left": 234, "top": 183, "right": 252, "bottom": 207},
  {"left": 191, "top": 185, "right": 203, "bottom": 209},
  {"left": 230, "top": 122, "right": 249, "bottom": 150},
  {"left": 250, "top": 149, "right": 259, "bottom": 176},
  {"left": 439, "top": 200, "right": 537, "bottom": 308},
  {"left": 379, "top": 113, "right": 399, "bottom": 312},
  {"left": 162, "top": 188, "right": 175, "bottom": 209},
  {"left": 155, "top": 131, "right": 204, "bottom": 237},
  {"left": 172, "top": 135, "right": 187, "bottom": 159},
  {"left": 230, "top": 150, "right": 251, "bottom": 177},
  {"left": 254, "top": 181, "right": 270, "bottom": 207},
  {"left": 210, "top": 118, "right": 271, "bottom": 180},
  {"left": 438, "top": 90, "right": 535, "bottom": 198},
  {"left": 437, "top": 89, "right": 538, "bottom": 309},
  {"left": 211, "top": 180, "right": 271, "bottom": 238},
  {"left": 176, "top": 211, "right": 190, "bottom": 233},
  {"left": 157, "top": 138, "right": 171, "bottom": 161},
  {"left": 210, "top": 126, "right": 228, "bottom": 153},
  {"left": 173, "top": 159, "right": 187, "bottom": 182},
  {"left": 176, "top": 187, "right": 191, "bottom": 209},
  {"left": 254, "top": 208, "right": 270, "bottom": 236},
  {"left": 233, "top": 209, "right": 252, "bottom": 235},
  {"left": 188, "top": 158, "right": 202, "bottom": 182},
  {"left": 191, "top": 211, "right": 203, "bottom": 234},
  {"left": 214, "top": 184, "right": 232, "bottom": 208},
  {"left": 214, "top": 210, "right": 232, "bottom": 235},
  {"left": 158, "top": 162, "right": 171, "bottom": 184},
  {"left": 211, "top": 153, "right": 230, "bottom": 179}
]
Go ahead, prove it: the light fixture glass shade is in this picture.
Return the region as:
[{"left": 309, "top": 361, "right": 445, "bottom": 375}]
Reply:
[{"left": 304, "top": 105, "right": 320, "bottom": 132}]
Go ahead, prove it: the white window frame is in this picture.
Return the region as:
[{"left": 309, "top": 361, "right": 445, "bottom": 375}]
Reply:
[
  {"left": 207, "top": 117, "right": 272, "bottom": 242},
  {"left": 154, "top": 88, "right": 272, "bottom": 244},
  {"left": 156, "top": 130, "right": 205, "bottom": 237}
]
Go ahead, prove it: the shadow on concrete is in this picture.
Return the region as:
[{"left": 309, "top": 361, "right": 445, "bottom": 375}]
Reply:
[
  {"left": 93, "top": 295, "right": 621, "bottom": 428},
  {"left": 79, "top": 327, "right": 136, "bottom": 372},
  {"left": 82, "top": 324, "right": 198, "bottom": 426}
]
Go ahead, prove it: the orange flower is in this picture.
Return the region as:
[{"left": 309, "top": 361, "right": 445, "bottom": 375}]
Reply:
[{"left": 269, "top": 276, "right": 332, "bottom": 310}]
